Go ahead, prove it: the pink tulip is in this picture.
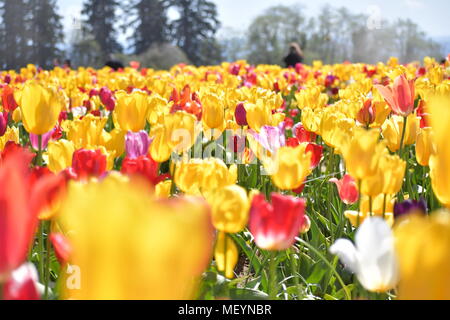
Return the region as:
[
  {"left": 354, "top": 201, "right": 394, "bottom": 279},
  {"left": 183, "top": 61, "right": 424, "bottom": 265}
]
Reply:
[
  {"left": 125, "top": 131, "right": 152, "bottom": 159},
  {"left": 375, "top": 74, "right": 415, "bottom": 116},
  {"left": 329, "top": 174, "right": 359, "bottom": 205},
  {"left": 30, "top": 127, "right": 56, "bottom": 150}
]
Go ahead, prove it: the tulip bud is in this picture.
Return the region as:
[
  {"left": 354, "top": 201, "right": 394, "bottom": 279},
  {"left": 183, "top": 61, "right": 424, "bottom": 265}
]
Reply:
[{"left": 300, "top": 215, "right": 311, "bottom": 234}]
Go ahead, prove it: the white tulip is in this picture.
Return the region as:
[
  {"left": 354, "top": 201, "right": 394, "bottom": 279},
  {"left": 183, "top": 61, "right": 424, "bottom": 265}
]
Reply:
[{"left": 330, "top": 217, "right": 399, "bottom": 292}]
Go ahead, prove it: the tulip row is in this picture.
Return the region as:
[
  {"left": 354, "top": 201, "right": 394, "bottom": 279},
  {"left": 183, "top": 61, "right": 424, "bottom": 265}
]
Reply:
[{"left": 0, "top": 56, "right": 450, "bottom": 300}]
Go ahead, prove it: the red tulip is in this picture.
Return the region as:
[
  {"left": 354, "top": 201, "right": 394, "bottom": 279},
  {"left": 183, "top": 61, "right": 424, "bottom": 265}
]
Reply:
[
  {"left": 1, "top": 85, "right": 18, "bottom": 112},
  {"left": 30, "top": 170, "right": 67, "bottom": 220},
  {"left": 50, "top": 233, "right": 72, "bottom": 265},
  {"left": 72, "top": 149, "right": 107, "bottom": 180},
  {"left": 0, "top": 148, "right": 38, "bottom": 279},
  {"left": 293, "top": 123, "right": 316, "bottom": 143},
  {"left": 416, "top": 100, "right": 429, "bottom": 128},
  {"left": 356, "top": 99, "right": 375, "bottom": 126},
  {"left": 306, "top": 143, "right": 323, "bottom": 169},
  {"left": 286, "top": 137, "right": 300, "bottom": 147},
  {"left": 329, "top": 174, "right": 359, "bottom": 205},
  {"left": 375, "top": 74, "right": 415, "bottom": 116},
  {"left": 99, "top": 87, "right": 116, "bottom": 111},
  {"left": 0, "top": 142, "right": 34, "bottom": 165},
  {"left": 121, "top": 155, "right": 169, "bottom": 186},
  {"left": 249, "top": 193, "right": 307, "bottom": 251},
  {"left": 3, "top": 263, "right": 40, "bottom": 300}
]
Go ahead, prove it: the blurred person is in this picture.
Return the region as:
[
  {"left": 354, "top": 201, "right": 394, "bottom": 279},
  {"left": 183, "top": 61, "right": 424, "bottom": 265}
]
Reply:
[
  {"left": 63, "top": 59, "right": 72, "bottom": 69},
  {"left": 284, "top": 43, "right": 304, "bottom": 68}
]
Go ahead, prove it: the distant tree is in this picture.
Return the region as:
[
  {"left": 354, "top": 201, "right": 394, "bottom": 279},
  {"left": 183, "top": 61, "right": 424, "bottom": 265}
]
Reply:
[
  {"left": 126, "top": 0, "right": 170, "bottom": 55},
  {"left": 28, "top": 0, "right": 64, "bottom": 68},
  {"left": 246, "top": 5, "right": 308, "bottom": 65},
  {"left": 0, "top": 0, "right": 29, "bottom": 69},
  {"left": 170, "top": 0, "right": 221, "bottom": 66},
  {"left": 82, "top": 0, "right": 122, "bottom": 60},
  {"left": 395, "top": 19, "right": 442, "bottom": 63}
]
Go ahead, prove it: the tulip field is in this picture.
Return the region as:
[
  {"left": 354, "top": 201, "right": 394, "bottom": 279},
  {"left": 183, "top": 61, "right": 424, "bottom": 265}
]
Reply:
[{"left": 0, "top": 57, "right": 450, "bottom": 300}]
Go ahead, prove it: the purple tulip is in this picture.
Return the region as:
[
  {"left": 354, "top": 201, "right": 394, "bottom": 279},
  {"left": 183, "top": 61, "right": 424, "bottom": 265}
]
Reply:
[
  {"left": 235, "top": 102, "right": 248, "bottom": 126},
  {"left": 249, "top": 122, "right": 286, "bottom": 154},
  {"left": 30, "top": 127, "right": 56, "bottom": 150},
  {"left": 394, "top": 198, "right": 427, "bottom": 219},
  {"left": 125, "top": 130, "right": 152, "bottom": 159},
  {"left": 0, "top": 112, "right": 8, "bottom": 137}
]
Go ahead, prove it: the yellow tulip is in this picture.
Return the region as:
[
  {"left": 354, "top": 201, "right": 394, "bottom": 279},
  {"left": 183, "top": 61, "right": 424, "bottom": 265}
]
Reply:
[
  {"left": 101, "top": 128, "right": 126, "bottom": 157},
  {"left": 15, "top": 81, "right": 64, "bottom": 135},
  {"left": 394, "top": 211, "right": 450, "bottom": 300},
  {"left": 155, "top": 180, "right": 172, "bottom": 198},
  {"left": 62, "top": 114, "right": 107, "bottom": 149},
  {"left": 46, "top": 139, "right": 76, "bottom": 173},
  {"left": 428, "top": 96, "right": 450, "bottom": 208},
  {"left": 12, "top": 107, "right": 22, "bottom": 123},
  {"left": 245, "top": 100, "right": 271, "bottom": 132},
  {"left": 150, "top": 111, "right": 198, "bottom": 163},
  {"left": 214, "top": 231, "right": 239, "bottom": 279},
  {"left": 265, "top": 144, "right": 312, "bottom": 190},
  {"left": 341, "top": 128, "right": 383, "bottom": 181},
  {"left": 415, "top": 127, "right": 435, "bottom": 166},
  {"left": 114, "top": 90, "right": 149, "bottom": 132},
  {"left": 381, "top": 114, "right": 420, "bottom": 153},
  {"left": 345, "top": 194, "right": 395, "bottom": 227},
  {"left": 380, "top": 153, "right": 406, "bottom": 195},
  {"left": 0, "top": 127, "right": 19, "bottom": 150},
  {"left": 201, "top": 92, "right": 224, "bottom": 129},
  {"left": 58, "top": 176, "right": 214, "bottom": 299},
  {"left": 174, "top": 158, "right": 237, "bottom": 195},
  {"left": 208, "top": 185, "right": 249, "bottom": 233}
]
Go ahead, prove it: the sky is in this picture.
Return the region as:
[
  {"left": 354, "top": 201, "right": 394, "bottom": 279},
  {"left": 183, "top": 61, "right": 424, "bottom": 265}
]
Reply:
[{"left": 58, "top": 0, "right": 450, "bottom": 43}]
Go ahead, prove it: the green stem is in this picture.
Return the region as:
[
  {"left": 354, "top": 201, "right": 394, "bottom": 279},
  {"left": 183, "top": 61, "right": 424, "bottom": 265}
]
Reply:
[
  {"left": 38, "top": 222, "right": 45, "bottom": 288},
  {"left": 170, "top": 167, "right": 177, "bottom": 197},
  {"left": 398, "top": 116, "right": 408, "bottom": 159},
  {"left": 268, "top": 251, "right": 278, "bottom": 300},
  {"left": 289, "top": 249, "right": 301, "bottom": 299},
  {"left": 382, "top": 194, "right": 387, "bottom": 219},
  {"left": 369, "top": 196, "right": 373, "bottom": 217}
]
